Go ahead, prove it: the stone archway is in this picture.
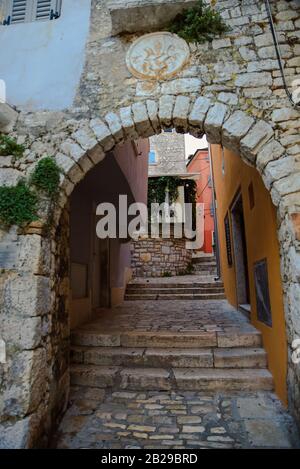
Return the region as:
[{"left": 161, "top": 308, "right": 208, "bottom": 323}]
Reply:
[{"left": 1, "top": 94, "right": 299, "bottom": 447}]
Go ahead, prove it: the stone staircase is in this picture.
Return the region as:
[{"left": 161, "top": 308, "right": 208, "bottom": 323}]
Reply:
[
  {"left": 70, "top": 327, "right": 273, "bottom": 393},
  {"left": 192, "top": 254, "right": 218, "bottom": 276},
  {"left": 124, "top": 280, "right": 225, "bottom": 301}
]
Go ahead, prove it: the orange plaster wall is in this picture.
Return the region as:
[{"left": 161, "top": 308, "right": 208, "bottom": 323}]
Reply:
[
  {"left": 211, "top": 144, "right": 288, "bottom": 404},
  {"left": 187, "top": 149, "right": 214, "bottom": 253}
]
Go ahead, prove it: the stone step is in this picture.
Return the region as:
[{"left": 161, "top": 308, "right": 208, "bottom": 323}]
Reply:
[
  {"left": 71, "top": 329, "right": 262, "bottom": 349},
  {"left": 127, "top": 282, "right": 224, "bottom": 289},
  {"left": 174, "top": 368, "right": 273, "bottom": 392},
  {"left": 126, "top": 287, "right": 225, "bottom": 295},
  {"left": 193, "top": 266, "right": 217, "bottom": 273},
  {"left": 124, "top": 293, "right": 226, "bottom": 300},
  {"left": 121, "top": 331, "right": 218, "bottom": 348},
  {"left": 71, "top": 346, "right": 267, "bottom": 369},
  {"left": 193, "top": 261, "right": 217, "bottom": 266},
  {"left": 70, "top": 365, "right": 273, "bottom": 392},
  {"left": 214, "top": 347, "right": 267, "bottom": 368},
  {"left": 71, "top": 346, "right": 214, "bottom": 368},
  {"left": 192, "top": 257, "right": 217, "bottom": 264}
]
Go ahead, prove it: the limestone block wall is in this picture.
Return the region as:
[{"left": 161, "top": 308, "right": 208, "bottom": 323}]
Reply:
[
  {"left": 0, "top": 0, "right": 300, "bottom": 448},
  {"left": 131, "top": 237, "right": 192, "bottom": 277},
  {"left": 149, "top": 132, "right": 186, "bottom": 176}
]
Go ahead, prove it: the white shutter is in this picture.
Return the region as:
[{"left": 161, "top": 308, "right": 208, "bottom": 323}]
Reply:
[
  {"left": 10, "top": 0, "right": 27, "bottom": 24},
  {"left": 3, "top": 0, "right": 61, "bottom": 24},
  {"left": 35, "top": 0, "right": 56, "bottom": 21}
]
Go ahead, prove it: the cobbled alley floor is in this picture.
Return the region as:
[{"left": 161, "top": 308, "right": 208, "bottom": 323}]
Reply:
[
  {"left": 53, "top": 293, "right": 300, "bottom": 449},
  {"left": 53, "top": 387, "right": 299, "bottom": 449}
]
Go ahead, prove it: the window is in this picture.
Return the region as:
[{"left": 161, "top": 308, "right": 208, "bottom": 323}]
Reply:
[
  {"left": 2, "top": 0, "right": 62, "bottom": 25},
  {"left": 148, "top": 151, "right": 156, "bottom": 165},
  {"left": 163, "top": 128, "right": 173, "bottom": 133}
]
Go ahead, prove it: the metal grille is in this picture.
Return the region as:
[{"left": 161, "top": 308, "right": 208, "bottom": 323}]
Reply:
[
  {"left": 254, "top": 258, "right": 272, "bottom": 327},
  {"left": 224, "top": 212, "right": 233, "bottom": 267}
]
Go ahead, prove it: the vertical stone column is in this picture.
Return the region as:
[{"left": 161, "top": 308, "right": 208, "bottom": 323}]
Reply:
[
  {"left": 0, "top": 205, "right": 70, "bottom": 447},
  {"left": 279, "top": 205, "right": 300, "bottom": 424},
  {"left": 0, "top": 225, "right": 52, "bottom": 447}
]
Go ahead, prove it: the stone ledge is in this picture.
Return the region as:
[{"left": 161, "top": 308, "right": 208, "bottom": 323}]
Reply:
[{"left": 109, "top": 1, "right": 197, "bottom": 35}]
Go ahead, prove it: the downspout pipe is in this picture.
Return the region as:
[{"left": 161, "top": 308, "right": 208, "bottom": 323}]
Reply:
[
  {"left": 264, "top": 0, "right": 300, "bottom": 110},
  {"left": 208, "top": 145, "right": 221, "bottom": 281}
]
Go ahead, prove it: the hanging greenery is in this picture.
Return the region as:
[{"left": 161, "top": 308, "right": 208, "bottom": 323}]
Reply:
[
  {"left": 167, "top": 0, "right": 230, "bottom": 44},
  {"left": 30, "top": 156, "right": 61, "bottom": 198},
  {"left": 0, "top": 134, "right": 25, "bottom": 159},
  {"left": 0, "top": 180, "right": 38, "bottom": 227},
  {"left": 0, "top": 156, "right": 61, "bottom": 227},
  {"left": 148, "top": 176, "right": 197, "bottom": 219},
  {"left": 148, "top": 176, "right": 181, "bottom": 209}
]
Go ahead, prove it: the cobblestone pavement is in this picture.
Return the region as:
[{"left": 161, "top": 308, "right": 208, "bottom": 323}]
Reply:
[
  {"left": 77, "top": 298, "right": 254, "bottom": 334},
  {"left": 53, "top": 388, "right": 300, "bottom": 449}
]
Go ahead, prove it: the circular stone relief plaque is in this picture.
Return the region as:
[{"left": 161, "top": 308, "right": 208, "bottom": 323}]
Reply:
[{"left": 126, "top": 32, "right": 190, "bottom": 80}]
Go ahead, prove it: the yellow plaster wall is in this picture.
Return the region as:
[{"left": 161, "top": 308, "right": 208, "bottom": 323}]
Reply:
[{"left": 211, "top": 144, "right": 287, "bottom": 404}]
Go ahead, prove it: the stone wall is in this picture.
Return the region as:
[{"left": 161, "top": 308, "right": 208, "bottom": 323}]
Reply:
[
  {"left": 0, "top": 207, "right": 69, "bottom": 447},
  {"left": 0, "top": 0, "right": 300, "bottom": 447},
  {"left": 131, "top": 236, "right": 192, "bottom": 277}
]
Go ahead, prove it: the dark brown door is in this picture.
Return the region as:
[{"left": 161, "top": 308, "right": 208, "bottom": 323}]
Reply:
[{"left": 230, "top": 192, "right": 250, "bottom": 306}]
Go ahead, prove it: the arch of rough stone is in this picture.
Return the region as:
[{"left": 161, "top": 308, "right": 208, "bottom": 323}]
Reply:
[
  {"left": 1, "top": 95, "right": 300, "bottom": 447},
  {"left": 2, "top": 95, "right": 299, "bottom": 447}
]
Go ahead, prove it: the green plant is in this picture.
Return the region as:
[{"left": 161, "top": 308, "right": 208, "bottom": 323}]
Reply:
[
  {"left": 148, "top": 176, "right": 181, "bottom": 208},
  {"left": 0, "top": 180, "right": 38, "bottom": 227},
  {"left": 178, "top": 262, "right": 195, "bottom": 276},
  {"left": 167, "top": 0, "right": 230, "bottom": 44},
  {"left": 148, "top": 176, "right": 197, "bottom": 226},
  {"left": 0, "top": 134, "right": 25, "bottom": 158},
  {"left": 185, "top": 262, "right": 195, "bottom": 274},
  {"left": 162, "top": 271, "right": 172, "bottom": 277},
  {"left": 31, "top": 156, "right": 60, "bottom": 197}
]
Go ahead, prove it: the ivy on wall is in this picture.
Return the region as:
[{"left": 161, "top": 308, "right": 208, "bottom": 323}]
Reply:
[
  {"left": 0, "top": 180, "right": 38, "bottom": 227},
  {"left": 148, "top": 176, "right": 182, "bottom": 208},
  {"left": 0, "top": 134, "right": 25, "bottom": 159},
  {"left": 0, "top": 155, "right": 61, "bottom": 227},
  {"left": 30, "top": 156, "right": 61, "bottom": 197},
  {"left": 168, "top": 0, "right": 229, "bottom": 44},
  {"left": 148, "top": 176, "right": 197, "bottom": 212}
]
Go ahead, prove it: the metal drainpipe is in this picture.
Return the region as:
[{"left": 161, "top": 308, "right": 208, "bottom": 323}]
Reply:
[
  {"left": 264, "top": 0, "right": 300, "bottom": 110},
  {"left": 208, "top": 145, "right": 221, "bottom": 281}
]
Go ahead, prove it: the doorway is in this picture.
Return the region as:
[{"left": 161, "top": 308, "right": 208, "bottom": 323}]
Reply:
[
  {"left": 230, "top": 191, "right": 250, "bottom": 314},
  {"left": 92, "top": 232, "right": 110, "bottom": 310}
]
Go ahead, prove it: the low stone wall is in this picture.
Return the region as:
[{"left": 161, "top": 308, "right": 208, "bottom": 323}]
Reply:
[{"left": 131, "top": 237, "right": 192, "bottom": 277}]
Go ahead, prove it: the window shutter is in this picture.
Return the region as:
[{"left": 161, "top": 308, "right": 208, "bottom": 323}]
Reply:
[
  {"left": 9, "top": 0, "right": 27, "bottom": 24},
  {"left": 3, "top": 0, "right": 61, "bottom": 24},
  {"left": 35, "top": 0, "right": 60, "bottom": 21}
]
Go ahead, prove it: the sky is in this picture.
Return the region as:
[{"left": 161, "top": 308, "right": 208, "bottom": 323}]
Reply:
[{"left": 184, "top": 134, "right": 208, "bottom": 159}]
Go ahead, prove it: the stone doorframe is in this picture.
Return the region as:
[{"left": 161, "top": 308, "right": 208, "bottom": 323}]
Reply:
[{"left": 0, "top": 96, "right": 299, "bottom": 447}]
